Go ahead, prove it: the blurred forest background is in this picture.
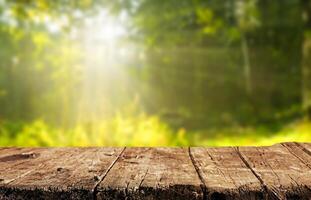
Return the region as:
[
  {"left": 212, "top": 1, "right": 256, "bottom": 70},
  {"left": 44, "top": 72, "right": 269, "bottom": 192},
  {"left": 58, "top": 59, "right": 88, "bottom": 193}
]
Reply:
[{"left": 0, "top": 0, "right": 311, "bottom": 146}]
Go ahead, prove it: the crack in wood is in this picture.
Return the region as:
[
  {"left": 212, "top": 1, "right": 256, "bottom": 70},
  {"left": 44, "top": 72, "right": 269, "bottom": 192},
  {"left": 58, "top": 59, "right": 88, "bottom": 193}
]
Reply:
[
  {"left": 1, "top": 144, "right": 311, "bottom": 199},
  {"left": 0, "top": 149, "right": 61, "bottom": 185},
  {"left": 125, "top": 181, "right": 130, "bottom": 197},
  {"left": 281, "top": 143, "right": 311, "bottom": 170},
  {"left": 138, "top": 168, "right": 149, "bottom": 189},
  {"left": 287, "top": 173, "right": 311, "bottom": 196},
  {"left": 295, "top": 142, "right": 311, "bottom": 157},
  {"left": 255, "top": 148, "right": 282, "bottom": 185},
  {"left": 188, "top": 147, "right": 206, "bottom": 200},
  {"left": 235, "top": 147, "right": 281, "bottom": 200},
  {"left": 205, "top": 148, "right": 237, "bottom": 188},
  {"left": 92, "top": 147, "right": 126, "bottom": 200},
  {"left": 2, "top": 164, "right": 43, "bottom": 185}
]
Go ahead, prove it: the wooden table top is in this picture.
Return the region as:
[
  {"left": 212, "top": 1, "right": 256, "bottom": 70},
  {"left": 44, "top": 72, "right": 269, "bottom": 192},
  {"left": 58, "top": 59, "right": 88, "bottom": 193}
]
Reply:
[{"left": 0, "top": 142, "right": 310, "bottom": 200}]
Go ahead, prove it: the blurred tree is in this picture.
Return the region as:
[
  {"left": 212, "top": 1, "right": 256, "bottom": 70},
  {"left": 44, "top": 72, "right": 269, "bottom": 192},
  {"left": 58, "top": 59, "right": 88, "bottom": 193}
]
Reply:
[
  {"left": 234, "top": 0, "right": 260, "bottom": 95},
  {"left": 0, "top": 0, "right": 87, "bottom": 126},
  {"left": 0, "top": 0, "right": 308, "bottom": 130},
  {"left": 302, "top": 0, "right": 311, "bottom": 118},
  {"left": 117, "top": 0, "right": 303, "bottom": 126}
]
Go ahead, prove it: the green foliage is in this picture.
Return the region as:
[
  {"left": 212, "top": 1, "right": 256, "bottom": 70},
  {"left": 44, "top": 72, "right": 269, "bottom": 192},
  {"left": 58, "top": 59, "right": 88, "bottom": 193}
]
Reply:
[
  {"left": 0, "top": 115, "right": 189, "bottom": 146},
  {"left": 0, "top": 117, "right": 311, "bottom": 147},
  {"left": 0, "top": 0, "right": 310, "bottom": 147}
]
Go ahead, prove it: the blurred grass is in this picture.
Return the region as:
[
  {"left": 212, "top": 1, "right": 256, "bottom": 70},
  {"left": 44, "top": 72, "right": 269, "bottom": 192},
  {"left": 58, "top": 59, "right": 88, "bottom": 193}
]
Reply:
[{"left": 0, "top": 114, "right": 310, "bottom": 147}]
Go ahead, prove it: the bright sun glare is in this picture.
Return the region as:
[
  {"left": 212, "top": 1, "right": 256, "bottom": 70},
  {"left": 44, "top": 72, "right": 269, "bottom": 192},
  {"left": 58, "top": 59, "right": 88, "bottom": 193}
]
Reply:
[
  {"left": 77, "top": 10, "right": 134, "bottom": 122},
  {"left": 83, "top": 10, "right": 127, "bottom": 43}
]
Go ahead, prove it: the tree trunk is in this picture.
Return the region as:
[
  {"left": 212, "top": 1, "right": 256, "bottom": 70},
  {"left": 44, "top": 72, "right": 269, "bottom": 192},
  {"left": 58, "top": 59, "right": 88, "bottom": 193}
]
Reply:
[
  {"left": 302, "top": 0, "right": 311, "bottom": 118},
  {"left": 302, "top": 36, "right": 311, "bottom": 117},
  {"left": 241, "top": 33, "right": 252, "bottom": 96}
]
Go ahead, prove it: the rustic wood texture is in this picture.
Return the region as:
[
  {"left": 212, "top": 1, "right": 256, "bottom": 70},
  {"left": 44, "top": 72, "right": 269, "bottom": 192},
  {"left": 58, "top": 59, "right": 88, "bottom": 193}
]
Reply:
[
  {"left": 0, "top": 147, "right": 124, "bottom": 199},
  {"left": 190, "top": 147, "right": 263, "bottom": 199},
  {"left": 238, "top": 143, "right": 311, "bottom": 199},
  {"left": 97, "top": 148, "right": 203, "bottom": 200},
  {"left": 0, "top": 143, "right": 310, "bottom": 200}
]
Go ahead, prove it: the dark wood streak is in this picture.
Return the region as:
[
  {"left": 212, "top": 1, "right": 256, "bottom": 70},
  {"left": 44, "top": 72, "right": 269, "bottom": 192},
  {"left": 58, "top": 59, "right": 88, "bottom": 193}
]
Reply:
[{"left": 0, "top": 152, "right": 40, "bottom": 162}]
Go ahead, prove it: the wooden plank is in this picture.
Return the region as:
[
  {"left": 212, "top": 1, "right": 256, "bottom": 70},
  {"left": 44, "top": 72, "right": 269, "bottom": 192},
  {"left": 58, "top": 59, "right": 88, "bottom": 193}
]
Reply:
[
  {"left": 0, "top": 144, "right": 311, "bottom": 199},
  {"left": 96, "top": 148, "right": 203, "bottom": 200},
  {"left": 190, "top": 147, "right": 263, "bottom": 200},
  {"left": 0, "top": 148, "right": 56, "bottom": 184},
  {"left": 0, "top": 147, "right": 124, "bottom": 199},
  {"left": 282, "top": 142, "right": 311, "bottom": 169},
  {"left": 238, "top": 144, "right": 311, "bottom": 199}
]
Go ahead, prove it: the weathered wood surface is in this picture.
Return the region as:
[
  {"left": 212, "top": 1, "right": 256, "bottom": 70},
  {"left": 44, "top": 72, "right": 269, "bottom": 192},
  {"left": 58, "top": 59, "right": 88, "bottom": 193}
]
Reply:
[
  {"left": 0, "top": 143, "right": 310, "bottom": 200},
  {"left": 97, "top": 148, "right": 202, "bottom": 200}
]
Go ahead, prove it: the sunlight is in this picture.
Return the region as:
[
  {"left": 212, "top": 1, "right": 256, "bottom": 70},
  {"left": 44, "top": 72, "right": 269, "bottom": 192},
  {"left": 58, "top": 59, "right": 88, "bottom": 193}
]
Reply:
[
  {"left": 77, "top": 9, "right": 134, "bottom": 123},
  {"left": 83, "top": 10, "right": 127, "bottom": 44},
  {"left": 1, "top": 0, "right": 310, "bottom": 147}
]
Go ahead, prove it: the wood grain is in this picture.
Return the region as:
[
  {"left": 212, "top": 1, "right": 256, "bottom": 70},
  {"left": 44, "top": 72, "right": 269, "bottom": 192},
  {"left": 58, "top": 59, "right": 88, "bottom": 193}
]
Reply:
[
  {"left": 238, "top": 144, "right": 311, "bottom": 199},
  {"left": 282, "top": 142, "right": 311, "bottom": 169},
  {"left": 190, "top": 147, "right": 263, "bottom": 199},
  {"left": 0, "top": 147, "right": 124, "bottom": 199},
  {"left": 97, "top": 148, "right": 203, "bottom": 200},
  {"left": 0, "top": 143, "right": 310, "bottom": 200}
]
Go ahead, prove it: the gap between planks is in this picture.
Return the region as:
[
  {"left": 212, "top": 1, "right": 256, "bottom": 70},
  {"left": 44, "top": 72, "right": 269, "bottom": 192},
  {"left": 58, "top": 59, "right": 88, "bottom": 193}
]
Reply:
[
  {"left": 189, "top": 147, "right": 271, "bottom": 199},
  {"left": 188, "top": 147, "right": 207, "bottom": 200},
  {"left": 282, "top": 142, "right": 311, "bottom": 170},
  {"left": 235, "top": 147, "right": 274, "bottom": 199},
  {"left": 294, "top": 142, "right": 311, "bottom": 158},
  {"left": 1, "top": 144, "right": 311, "bottom": 200},
  {"left": 92, "top": 147, "right": 126, "bottom": 200}
]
